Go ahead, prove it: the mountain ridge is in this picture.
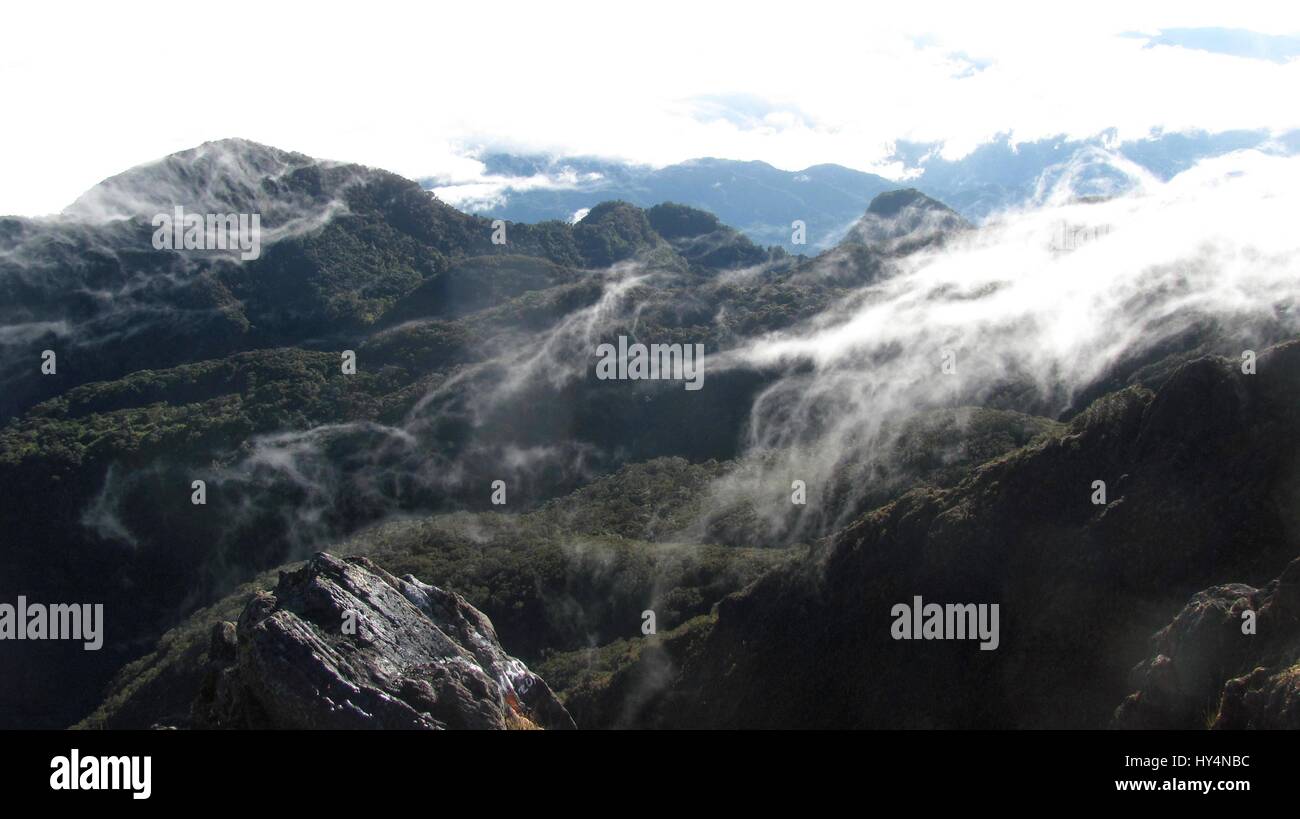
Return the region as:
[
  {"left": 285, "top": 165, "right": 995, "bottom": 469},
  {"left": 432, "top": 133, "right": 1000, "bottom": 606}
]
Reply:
[
  {"left": 2, "top": 138, "right": 1296, "bottom": 732},
  {"left": 433, "top": 128, "right": 1300, "bottom": 251}
]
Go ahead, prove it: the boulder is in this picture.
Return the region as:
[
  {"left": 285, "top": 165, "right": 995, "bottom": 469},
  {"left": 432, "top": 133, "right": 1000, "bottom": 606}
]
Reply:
[
  {"left": 1115, "top": 557, "right": 1300, "bottom": 729},
  {"left": 193, "top": 552, "right": 575, "bottom": 730}
]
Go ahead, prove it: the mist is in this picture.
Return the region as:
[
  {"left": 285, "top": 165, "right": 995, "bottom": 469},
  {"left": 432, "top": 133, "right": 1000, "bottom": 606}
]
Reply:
[{"left": 699, "top": 148, "right": 1300, "bottom": 542}]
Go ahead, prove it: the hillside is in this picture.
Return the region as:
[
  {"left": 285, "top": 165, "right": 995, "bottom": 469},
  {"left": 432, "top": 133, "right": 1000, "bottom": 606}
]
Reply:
[{"left": 1, "top": 139, "right": 1296, "bottom": 731}]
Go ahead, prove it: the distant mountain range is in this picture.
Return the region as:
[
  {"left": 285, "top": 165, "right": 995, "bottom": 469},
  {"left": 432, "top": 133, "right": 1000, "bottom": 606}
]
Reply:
[{"left": 429, "top": 128, "right": 1300, "bottom": 250}]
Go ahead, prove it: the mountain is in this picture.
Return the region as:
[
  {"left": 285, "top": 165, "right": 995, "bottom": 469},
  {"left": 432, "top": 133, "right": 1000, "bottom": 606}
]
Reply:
[
  {"left": 432, "top": 128, "right": 1300, "bottom": 251},
  {"left": 427, "top": 155, "right": 898, "bottom": 251},
  {"left": 556, "top": 343, "right": 1300, "bottom": 728},
  {"left": 0, "top": 140, "right": 862, "bottom": 727},
  {"left": 4, "top": 139, "right": 1298, "bottom": 732},
  {"left": 62, "top": 139, "right": 324, "bottom": 223},
  {"left": 840, "top": 188, "right": 971, "bottom": 252}
]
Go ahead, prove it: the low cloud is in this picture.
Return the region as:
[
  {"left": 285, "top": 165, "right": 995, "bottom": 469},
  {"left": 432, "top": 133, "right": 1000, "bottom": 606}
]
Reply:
[{"left": 700, "top": 149, "right": 1300, "bottom": 541}]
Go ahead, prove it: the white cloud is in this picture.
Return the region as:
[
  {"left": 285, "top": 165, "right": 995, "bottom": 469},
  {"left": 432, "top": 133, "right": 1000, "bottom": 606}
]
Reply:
[
  {"left": 2, "top": 0, "right": 1300, "bottom": 215},
  {"left": 704, "top": 148, "right": 1300, "bottom": 537}
]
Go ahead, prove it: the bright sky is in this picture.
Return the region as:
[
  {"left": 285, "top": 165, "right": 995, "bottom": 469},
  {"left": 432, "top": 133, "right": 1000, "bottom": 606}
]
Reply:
[{"left": 2, "top": 0, "right": 1299, "bottom": 216}]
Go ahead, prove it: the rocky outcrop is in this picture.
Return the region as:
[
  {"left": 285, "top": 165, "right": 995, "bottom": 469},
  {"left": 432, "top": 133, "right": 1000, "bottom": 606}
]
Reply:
[
  {"left": 1114, "top": 557, "right": 1300, "bottom": 729},
  {"left": 193, "top": 553, "right": 575, "bottom": 730}
]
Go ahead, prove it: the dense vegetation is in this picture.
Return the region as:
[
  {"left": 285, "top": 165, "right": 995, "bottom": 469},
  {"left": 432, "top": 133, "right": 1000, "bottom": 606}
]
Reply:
[{"left": 6, "top": 139, "right": 1297, "bottom": 729}]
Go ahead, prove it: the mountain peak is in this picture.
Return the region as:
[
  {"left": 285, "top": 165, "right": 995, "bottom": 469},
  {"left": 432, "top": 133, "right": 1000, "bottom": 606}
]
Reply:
[
  {"left": 645, "top": 202, "right": 722, "bottom": 239},
  {"left": 842, "top": 188, "right": 970, "bottom": 251},
  {"left": 865, "top": 187, "right": 956, "bottom": 218},
  {"left": 62, "top": 139, "right": 329, "bottom": 223},
  {"left": 572, "top": 200, "right": 664, "bottom": 267}
]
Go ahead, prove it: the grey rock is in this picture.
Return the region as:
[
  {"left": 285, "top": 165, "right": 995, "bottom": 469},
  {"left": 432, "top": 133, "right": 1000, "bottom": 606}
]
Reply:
[{"left": 193, "top": 552, "right": 575, "bottom": 730}]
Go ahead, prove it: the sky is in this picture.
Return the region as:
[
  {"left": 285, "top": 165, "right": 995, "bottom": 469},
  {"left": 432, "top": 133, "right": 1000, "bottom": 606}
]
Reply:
[{"left": 2, "top": 0, "right": 1299, "bottom": 216}]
